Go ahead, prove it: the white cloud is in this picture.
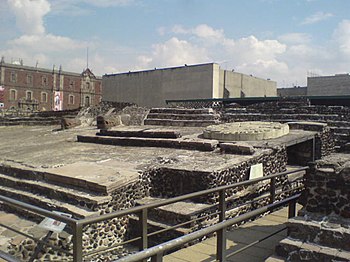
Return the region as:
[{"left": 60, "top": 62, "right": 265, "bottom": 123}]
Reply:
[
  {"left": 10, "top": 34, "right": 84, "bottom": 52},
  {"left": 333, "top": 20, "right": 350, "bottom": 56},
  {"left": 7, "top": 0, "right": 51, "bottom": 35},
  {"left": 138, "top": 37, "right": 209, "bottom": 68},
  {"left": 278, "top": 33, "right": 311, "bottom": 44},
  {"left": 172, "top": 24, "right": 224, "bottom": 40},
  {"left": 50, "top": 0, "right": 137, "bottom": 15},
  {"left": 301, "top": 11, "right": 333, "bottom": 25}
]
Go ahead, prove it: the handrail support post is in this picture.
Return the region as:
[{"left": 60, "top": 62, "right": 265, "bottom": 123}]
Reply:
[
  {"left": 217, "top": 189, "right": 226, "bottom": 262},
  {"left": 73, "top": 223, "right": 83, "bottom": 262}
]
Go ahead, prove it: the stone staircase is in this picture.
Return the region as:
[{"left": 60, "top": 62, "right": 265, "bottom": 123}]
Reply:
[
  {"left": 144, "top": 108, "right": 220, "bottom": 127},
  {"left": 128, "top": 196, "right": 215, "bottom": 247},
  {"left": 274, "top": 216, "right": 350, "bottom": 261},
  {"left": 0, "top": 165, "right": 110, "bottom": 220},
  {"left": 77, "top": 128, "right": 219, "bottom": 152},
  {"left": 223, "top": 101, "right": 350, "bottom": 152}
]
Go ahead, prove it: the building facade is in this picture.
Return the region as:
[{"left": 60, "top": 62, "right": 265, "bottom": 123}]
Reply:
[
  {"left": 307, "top": 73, "right": 350, "bottom": 96},
  {"left": 0, "top": 57, "right": 102, "bottom": 111},
  {"left": 103, "top": 63, "right": 276, "bottom": 108}
]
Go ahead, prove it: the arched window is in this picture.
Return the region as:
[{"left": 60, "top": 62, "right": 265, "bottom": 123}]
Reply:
[
  {"left": 9, "top": 89, "right": 17, "bottom": 101},
  {"left": 41, "top": 92, "right": 47, "bottom": 103},
  {"left": 69, "top": 95, "right": 75, "bottom": 105},
  {"left": 26, "top": 91, "right": 33, "bottom": 101},
  {"left": 84, "top": 96, "right": 90, "bottom": 107}
]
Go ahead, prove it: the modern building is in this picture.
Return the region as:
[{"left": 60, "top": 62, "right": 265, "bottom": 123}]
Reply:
[
  {"left": 277, "top": 86, "right": 307, "bottom": 97},
  {"left": 307, "top": 73, "right": 350, "bottom": 96},
  {"left": 0, "top": 57, "right": 102, "bottom": 111},
  {"left": 103, "top": 63, "right": 277, "bottom": 108}
]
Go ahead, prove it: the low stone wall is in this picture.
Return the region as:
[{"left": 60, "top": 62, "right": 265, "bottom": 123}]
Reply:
[
  {"left": 144, "top": 147, "right": 287, "bottom": 204},
  {"left": 303, "top": 162, "right": 350, "bottom": 218}
]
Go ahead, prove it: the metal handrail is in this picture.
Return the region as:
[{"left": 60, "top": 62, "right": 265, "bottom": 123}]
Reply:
[
  {"left": 116, "top": 194, "right": 300, "bottom": 262},
  {"left": 78, "top": 167, "right": 308, "bottom": 226},
  {"left": 0, "top": 166, "right": 307, "bottom": 262}
]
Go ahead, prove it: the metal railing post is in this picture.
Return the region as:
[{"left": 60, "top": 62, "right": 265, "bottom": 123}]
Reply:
[
  {"left": 288, "top": 198, "right": 297, "bottom": 218},
  {"left": 139, "top": 209, "right": 148, "bottom": 250},
  {"left": 270, "top": 177, "right": 276, "bottom": 204},
  {"left": 73, "top": 222, "right": 83, "bottom": 262},
  {"left": 151, "top": 253, "right": 163, "bottom": 262},
  {"left": 217, "top": 189, "right": 226, "bottom": 262}
]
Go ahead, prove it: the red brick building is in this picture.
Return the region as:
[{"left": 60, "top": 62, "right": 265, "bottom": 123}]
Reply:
[{"left": 0, "top": 57, "right": 102, "bottom": 111}]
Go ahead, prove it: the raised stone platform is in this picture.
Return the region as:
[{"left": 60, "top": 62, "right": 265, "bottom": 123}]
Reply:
[{"left": 203, "top": 122, "right": 289, "bottom": 141}]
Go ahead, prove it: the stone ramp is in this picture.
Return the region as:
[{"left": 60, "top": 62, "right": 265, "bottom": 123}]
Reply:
[{"left": 144, "top": 108, "right": 220, "bottom": 127}]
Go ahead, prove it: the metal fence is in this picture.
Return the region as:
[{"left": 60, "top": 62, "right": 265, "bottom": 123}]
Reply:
[{"left": 0, "top": 167, "right": 308, "bottom": 262}]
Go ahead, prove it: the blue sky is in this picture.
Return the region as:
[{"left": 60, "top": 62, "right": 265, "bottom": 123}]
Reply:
[{"left": 1, "top": 0, "right": 350, "bottom": 87}]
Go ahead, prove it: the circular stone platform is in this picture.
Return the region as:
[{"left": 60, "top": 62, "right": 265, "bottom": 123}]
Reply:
[{"left": 203, "top": 122, "right": 289, "bottom": 141}]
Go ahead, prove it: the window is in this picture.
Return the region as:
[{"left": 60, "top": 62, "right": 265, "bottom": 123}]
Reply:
[
  {"left": 10, "top": 89, "right": 17, "bottom": 101},
  {"left": 86, "top": 82, "right": 90, "bottom": 89},
  {"left": 26, "top": 74, "right": 33, "bottom": 85},
  {"left": 69, "top": 80, "right": 75, "bottom": 89},
  {"left": 42, "top": 75, "right": 48, "bottom": 86},
  {"left": 68, "top": 94, "right": 74, "bottom": 105},
  {"left": 41, "top": 92, "right": 47, "bottom": 103},
  {"left": 26, "top": 91, "right": 33, "bottom": 101},
  {"left": 10, "top": 72, "right": 17, "bottom": 83},
  {"left": 84, "top": 96, "right": 90, "bottom": 107}
]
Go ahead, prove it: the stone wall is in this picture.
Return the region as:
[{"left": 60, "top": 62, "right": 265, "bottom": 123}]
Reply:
[
  {"left": 302, "top": 161, "right": 350, "bottom": 218},
  {"left": 144, "top": 147, "right": 287, "bottom": 204}
]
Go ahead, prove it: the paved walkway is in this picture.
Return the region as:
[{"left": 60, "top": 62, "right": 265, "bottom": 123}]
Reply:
[{"left": 164, "top": 206, "right": 296, "bottom": 262}]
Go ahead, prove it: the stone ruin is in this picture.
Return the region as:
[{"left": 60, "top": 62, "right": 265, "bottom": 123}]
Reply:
[
  {"left": 275, "top": 155, "right": 350, "bottom": 261},
  {"left": 1, "top": 97, "right": 350, "bottom": 261}
]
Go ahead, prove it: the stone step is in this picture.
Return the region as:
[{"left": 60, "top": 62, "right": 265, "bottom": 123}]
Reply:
[
  {"left": 149, "top": 108, "right": 214, "bottom": 115},
  {"left": 0, "top": 184, "right": 99, "bottom": 219},
  {"left": 333, "top": 133, "right": 350, "bottom": 142},
  {"left": 128, "top": 215, "right": 191, "bottom": 247},
  {"left": 97, "top": 129, "right": 181, "bottom": 139},
  {"left": 275, "top": 237, "right": 350, "bottom": 261},
  {"left": 144, "top": 119, "right": 219, "bottom": 127},
  {"left": 0, "top": 120, "right": 60, "bottom": 126},
  {"left": 77, "top": 135, "right": 219, "bottom": 151},
  {"left": 330, "top": 126, "right": 350, "bottom": 135},
  {"left": 264, "top": 255, "right": 286, "bottom": 261},
  {"left": 0, "top": 173, "right": 111, "bottom": 211},
  {"left": 287, "top": 216, "right": 350, "bottom": 252},
  {"left": 135, "top": 197, "right": 213, "bottom": 228},
  {"left": 325, "top": 120, "right": 350, "bottom": 127},
  {"left": 0, "top": 164, "right": 111, "bottom": 195},
  {"left": 146, "top": 113, "right": 219, "bottom": 121},
  {"left": 225, "top": 113, "right": 340, "bottom": 121}
]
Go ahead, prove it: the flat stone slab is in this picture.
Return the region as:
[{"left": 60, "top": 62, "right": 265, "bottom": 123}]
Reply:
[
  {"left": 136, "top": 197, "right": 211, "bottom": 216},
  {"left": 97, "top": 128, "right": 181, "bottom": 138},
  {"left": 44, "top": 160, "right": 140, "bottom": 194},
  {"left": 78, "top": 135, "right": 219, "bottom": 152}
]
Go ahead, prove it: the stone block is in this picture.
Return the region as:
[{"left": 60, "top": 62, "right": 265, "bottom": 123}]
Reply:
[
  {"left": 220, "top": 142, "right": 255, "bottom": 155},
  {"left": 61, "top": 117, "right": 81, "bottom": 129}
]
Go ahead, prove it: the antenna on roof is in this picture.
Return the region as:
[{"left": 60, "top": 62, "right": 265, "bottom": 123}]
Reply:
[{"left": 86, "top": 46, "right": 89, "bottom": 69}]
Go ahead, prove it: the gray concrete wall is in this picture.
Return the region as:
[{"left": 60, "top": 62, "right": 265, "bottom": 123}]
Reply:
[
  {"left": 103, "top": 64, "right": 215, "bottom": 108},
  {"left": 277, "top": 87, "right": 307, "bottom": 97},
  {"left": 103, "top": 63, "right": 277, "bottom": 108},
  {"left": 219, "top": 70, "right": 276, "bottom": 98},
  {"left": 307, "top": 74, "right": 350, "bottom": 96}
]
